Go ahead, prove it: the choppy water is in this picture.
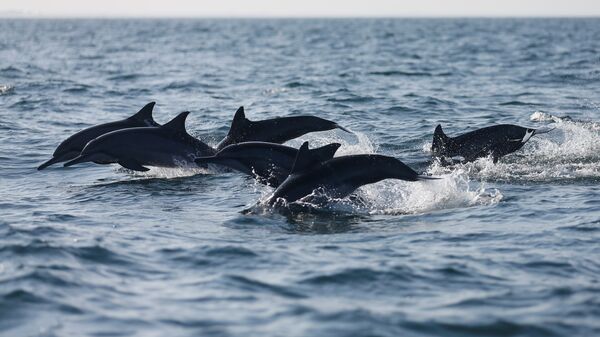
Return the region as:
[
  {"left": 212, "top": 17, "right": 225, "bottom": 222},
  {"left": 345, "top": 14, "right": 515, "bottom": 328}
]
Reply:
[{"left": 1, "top": 18, "right": 600, "bottom": 337}]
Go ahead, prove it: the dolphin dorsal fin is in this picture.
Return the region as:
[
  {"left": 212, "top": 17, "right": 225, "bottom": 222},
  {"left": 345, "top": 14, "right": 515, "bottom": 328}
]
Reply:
[
  {"left": 432, "top": 124, "right": 451, "bottom": 154},
  {"left": 290, "top": 142, "right": 324, "bottom": 175},
  {"left": 162, "top": 111, "right": 190, "bottom": 133},
  {"left": 434, "top": 124, "right": 449, "bottom": 141},
  {"left": 308, "top": 143, "right": 341, "bottom": 163},
  {"left": 130, "top": 102, "right": 156, "bottom": 124},
  {"left": 227, "top": 106, "right": 251, "bottom": 137}
]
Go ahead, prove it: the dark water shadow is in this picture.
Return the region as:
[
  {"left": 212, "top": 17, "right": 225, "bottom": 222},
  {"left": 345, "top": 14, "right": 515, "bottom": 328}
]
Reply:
[{"left": 239, "top": 200, "right": 374, "bottom": 234}]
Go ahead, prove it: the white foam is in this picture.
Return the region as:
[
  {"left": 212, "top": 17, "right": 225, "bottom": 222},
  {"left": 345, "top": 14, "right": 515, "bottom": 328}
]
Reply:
[
  {"left": 424, "top": 113, "right": 600, "bottom": 182},
  {"left": 0, "top": 84, "right": 13, "bottom": 95},
  {"left": 530, "top": 111, "right": 559, "bottom": 123},
  {"left": 358, "top": 169, "right": 502, "bottom": 215},
  {"left": 117, "top": 165, "right": 212, "bottom": 179}
]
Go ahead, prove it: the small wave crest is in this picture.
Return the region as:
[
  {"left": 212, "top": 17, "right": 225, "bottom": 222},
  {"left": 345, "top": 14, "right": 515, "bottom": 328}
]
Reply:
[{"left": 0, "top": 84, "right": 14, "bottom": 95}]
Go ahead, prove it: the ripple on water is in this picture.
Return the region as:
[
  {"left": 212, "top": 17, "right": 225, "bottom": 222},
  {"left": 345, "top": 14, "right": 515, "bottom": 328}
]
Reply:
[
  {"left": 226, "top": 275, "right": 307, "bottom": 299},
  {"left": 1, "top": 19, "right": 599, "bottom": 337}
]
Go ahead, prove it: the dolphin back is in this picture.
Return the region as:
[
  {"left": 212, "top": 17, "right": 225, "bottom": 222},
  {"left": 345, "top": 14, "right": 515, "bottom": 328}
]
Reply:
[{"left": 218, "top": 107, "right": 350, "bottom": 149}]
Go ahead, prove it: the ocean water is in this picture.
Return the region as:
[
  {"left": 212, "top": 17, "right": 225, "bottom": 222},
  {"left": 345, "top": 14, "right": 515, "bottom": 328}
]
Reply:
[{"left": 1, "top": 18, "right": 599, "bottom": 336}]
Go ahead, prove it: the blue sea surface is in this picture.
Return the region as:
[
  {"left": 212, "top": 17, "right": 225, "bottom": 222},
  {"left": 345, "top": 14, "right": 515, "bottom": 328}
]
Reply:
[{"left": 1, "top": 18, "right": 599, "bottom": 336}]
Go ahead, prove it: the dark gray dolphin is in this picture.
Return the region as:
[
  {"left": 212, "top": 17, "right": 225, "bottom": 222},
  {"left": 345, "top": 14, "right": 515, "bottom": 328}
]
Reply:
[
  {"left": 38, "top": 102, "right": 159, "bottom": 170},
  {"left": 195, "top": 141, "right": 341, "bottom": 187},
  {"left": 432, "top": 124, "right": 553, "bottom": 164},
  {"left": 267, "top": 142, "right": 430, "bottom": 205},
  {"left": 63, "top": 111, "right": 215, "bottom": 172},
  {"left": 216, "top": 106, "right": 351, "bottom": 150}
]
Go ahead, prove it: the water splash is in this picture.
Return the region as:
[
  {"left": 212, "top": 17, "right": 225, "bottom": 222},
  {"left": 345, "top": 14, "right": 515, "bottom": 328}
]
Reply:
[
  {"left": 425, "top": 112, "right": 600, "bottom": 182},
  {"left": 121, "top": 165, "right": 212, "bottom": 179},
  {"left": 530, "top": 111, "right": 600, "bottom": 130},
  {"left": 285, "top": 128, "right": 377, "bottom": 156},
  {"left": 358, "top": 170, "right": 502, "bottom": 215},
  {"left": 251, "top": 130, "right": 500, "bottom": 215}
]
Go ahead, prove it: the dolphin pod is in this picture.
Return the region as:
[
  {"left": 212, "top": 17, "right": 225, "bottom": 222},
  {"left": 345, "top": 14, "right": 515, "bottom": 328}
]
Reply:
[
  {"left": 41, "top": 103, "right": 350, "bottom": 172},
  {"left": 38, "top": 101, "right": 553, "bottom": 206}
]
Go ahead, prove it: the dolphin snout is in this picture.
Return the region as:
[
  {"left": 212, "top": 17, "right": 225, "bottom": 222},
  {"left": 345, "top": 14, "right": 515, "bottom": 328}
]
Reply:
[
  {"left": 335, "top": 124, "right": 353, "bottom": 134},
  {"left": 63, "top": 155, "right": 91, "bottom": 167},
  {"left": 38, "top": 157, "right": 63, "bottom": 170}
]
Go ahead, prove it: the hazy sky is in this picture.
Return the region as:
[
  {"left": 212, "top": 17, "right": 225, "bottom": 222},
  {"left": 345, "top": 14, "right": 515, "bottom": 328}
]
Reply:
[{"left": 1, "top": 0, "right": 599, "bottom": 17}]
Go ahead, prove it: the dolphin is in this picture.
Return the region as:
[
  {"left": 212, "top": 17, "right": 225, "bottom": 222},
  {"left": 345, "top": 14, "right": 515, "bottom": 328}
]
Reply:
[
  {"left": 267, "top": 142, "right": 430, "bottom": 205},
  {"left": 432, "top": 124, "right": 553, "bottom": 164},
  {"left": 216, "top": 106, "right": 351, "bottom": 150},
  {"left": 63, "top": 111, "right": 215, "bottom": 171},
  {"left": 38, "top": 102, "right": 159, "bottom": 170},
  {"left": 195, "top": 141, "right": 341, "bottom": 187}
]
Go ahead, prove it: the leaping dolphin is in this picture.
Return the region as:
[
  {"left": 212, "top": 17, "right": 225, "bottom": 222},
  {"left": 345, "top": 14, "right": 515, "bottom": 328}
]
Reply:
[
  {"left": 195, "top": 141, "right": 341, "bottom": 187},
  {"left": 63, "top": 111, "right": 215, "bottom": 171},
  {"left": 432, "top": 124, "right": 553, "bottom": 164},
  {"left": 216, "top": 106, "right": 351, "bottom": 150},
  {"left": 267, "top": 142, "right": 430, "bottom": 205},
  {"left": 38, "top": 102, "right": 159, "bottom": 170}
]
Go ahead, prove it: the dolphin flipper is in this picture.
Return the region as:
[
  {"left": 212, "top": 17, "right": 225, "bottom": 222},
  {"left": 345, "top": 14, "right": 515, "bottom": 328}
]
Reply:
[{"left": 118, "top": 159, "right": 149, "bottom": 172}]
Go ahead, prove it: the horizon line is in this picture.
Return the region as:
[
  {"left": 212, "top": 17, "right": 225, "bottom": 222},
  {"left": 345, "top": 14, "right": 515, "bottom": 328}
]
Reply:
[{"left": 1, "top": 14, "right": 599, "bottom": 19}]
